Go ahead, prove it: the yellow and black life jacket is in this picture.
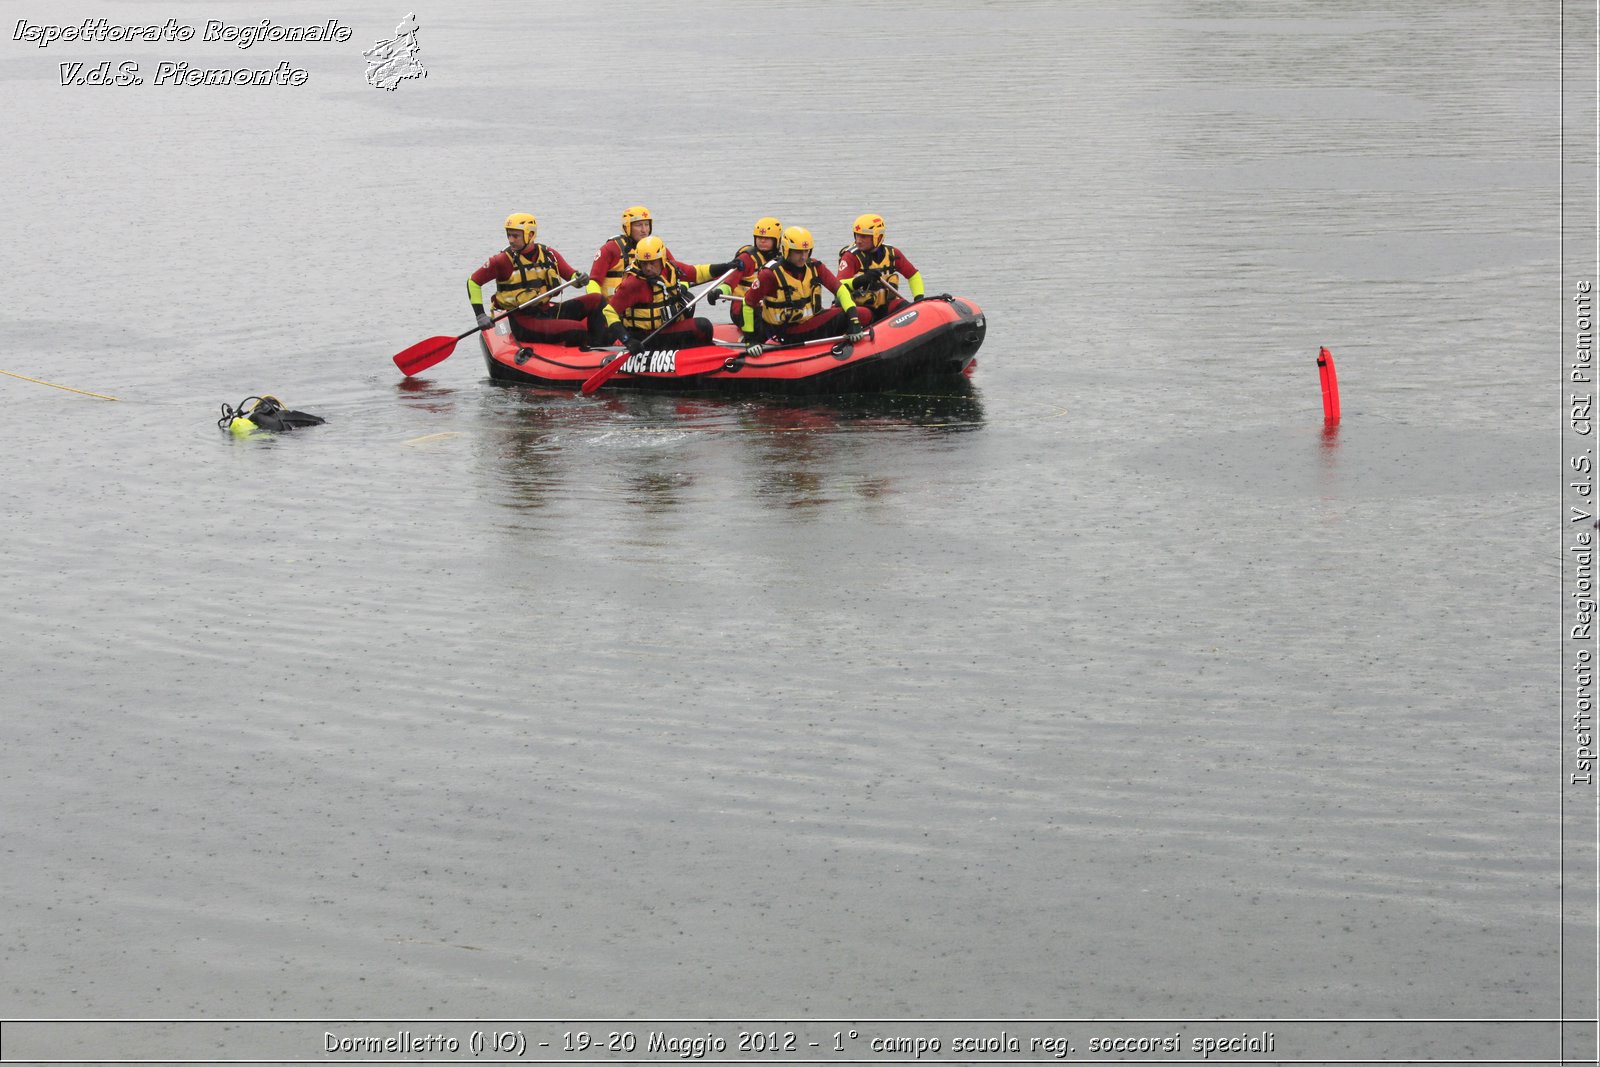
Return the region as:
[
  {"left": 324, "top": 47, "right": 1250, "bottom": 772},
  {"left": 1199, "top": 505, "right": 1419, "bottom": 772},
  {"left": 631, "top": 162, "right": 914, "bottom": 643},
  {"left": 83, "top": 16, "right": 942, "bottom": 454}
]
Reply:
[
  {"left": 837, "top": 244, "right": 901, "bottom": 312},
  {"left": 492, "top": 244, "right": 563, "bottom": 310},
  {"left": 600, "top": 234, "right": 636, "bottom": 298},
  {"left": 621, "top": 262, "right": 691, "bottom": 333},
  {"left": 761, "top": 259, "right": 824, "bottom": 327},
  {"left": 730, "top": 243, "right": 763, "bottom": 299}
]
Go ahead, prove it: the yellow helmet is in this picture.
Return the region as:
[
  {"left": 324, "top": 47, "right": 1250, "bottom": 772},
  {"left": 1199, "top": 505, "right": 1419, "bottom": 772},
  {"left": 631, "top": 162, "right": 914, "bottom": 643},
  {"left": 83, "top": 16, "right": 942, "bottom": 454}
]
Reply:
[
  {"left": 621, "top": 205, "right": 653, "bottom": 236},
  {"left": 780, "top": 226, "right": 814, "bottom": 257},
  {"left": 752, "top": 216, "right": 782, "bottom": 242},
  {"left": 853, "top": 213, "right": 886, "bottom": 247},
  {"left": 634, "top": 235, "right": 667, "bottom": 263},
  {"left": 503, "top": 212, "right": 538, "bottom": 243}
]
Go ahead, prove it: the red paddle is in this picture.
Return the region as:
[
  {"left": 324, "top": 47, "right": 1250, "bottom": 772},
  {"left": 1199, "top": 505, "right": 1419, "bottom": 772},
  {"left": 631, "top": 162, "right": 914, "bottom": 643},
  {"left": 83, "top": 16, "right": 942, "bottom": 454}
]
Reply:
[
  {"left": 581, "top": 264, "right": 751, "bottom": 395},
  {"left": 572, "top": 344, "right": 740, "bottom": 389},
  {"left": 392, "top": 328, "right": 482, "bottom": 378},
  {"left": 392, "top": 277, "right": 582, "bottom": 377},
  {"left": 575, "top": 330, "right": 854, "bottom": 389}
]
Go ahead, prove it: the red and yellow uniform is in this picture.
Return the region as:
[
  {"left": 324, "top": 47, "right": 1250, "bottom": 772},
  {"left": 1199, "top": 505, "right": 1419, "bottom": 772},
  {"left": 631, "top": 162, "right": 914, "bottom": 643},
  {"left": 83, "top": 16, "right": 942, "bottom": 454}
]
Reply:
[
  {"left": 587, "top": 234, "right": 641, "bottom": 299},
  {"left": 724, "top": 244, "right": 770, "bottom": 300},
  {"left": 589, "top": 206, "right": 657, "bottom": 298},
  {"left": 742, "top": 256, "right": 870, "bottom": 343},
  {"left": 602, "top": 250, "right": 722, "bottom": 350},
  {"left": 708, "top": 245, "right": 778, "bottom": 327},
  {"left": 836, "top": 243, "right": 923, "bottom": 317},
  {"left": 704, "top": 219, "right": 782, "bottom": 325},
  {"left": 469, "top": 242, "right": 602, "bottom": 344},
  {"left": 591, "top": 237, "right": 718, "bottom": 298}
]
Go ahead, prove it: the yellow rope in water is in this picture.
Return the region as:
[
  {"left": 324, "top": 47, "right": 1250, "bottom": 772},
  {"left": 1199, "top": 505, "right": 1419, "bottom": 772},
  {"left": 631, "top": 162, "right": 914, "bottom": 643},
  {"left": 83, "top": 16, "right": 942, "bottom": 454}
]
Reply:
[{"left": 0, "top": 369, "right": 121, "bottom": 402}]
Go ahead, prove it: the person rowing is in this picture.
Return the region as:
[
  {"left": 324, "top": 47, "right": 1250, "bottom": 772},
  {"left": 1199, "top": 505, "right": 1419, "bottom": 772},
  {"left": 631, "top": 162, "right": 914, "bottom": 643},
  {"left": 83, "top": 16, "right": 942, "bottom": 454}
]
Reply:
[
  {"left": 836, "top": 212, "right": 925, "bottom": 319},
  {"left": 468, "top": 212, "right": 602, "bottom": 346},
  {"left": 601, "top": 235, "right": 739, "bottom": 354},
  {"left": 739, "top": 226, "right": 869, "bottom": 354},
  {"left": 705, "top": 216, "right": 782, "bottom": 326}
]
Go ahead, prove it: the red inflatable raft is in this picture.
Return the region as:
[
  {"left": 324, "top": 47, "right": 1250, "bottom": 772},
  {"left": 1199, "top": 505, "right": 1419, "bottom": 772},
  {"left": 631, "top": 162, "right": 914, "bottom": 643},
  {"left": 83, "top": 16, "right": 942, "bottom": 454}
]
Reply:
[{"left": 481, "top": 295, "right": 986, "bottom": 394}]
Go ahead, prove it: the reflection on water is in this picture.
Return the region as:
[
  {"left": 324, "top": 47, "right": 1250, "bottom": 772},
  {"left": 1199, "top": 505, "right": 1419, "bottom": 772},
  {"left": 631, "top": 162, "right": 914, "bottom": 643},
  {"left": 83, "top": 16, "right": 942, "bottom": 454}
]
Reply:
[
  {"left": 487, "top": 376, "right": 988, "bottom": 430},
  {"left": 747, "top": 377, "right": 988, "bottom": 434},
  {"left": 484, "top": 417, "right": 565, "bottom": 511},
  {"left": 1320, "top": 419, "right": 1341, "bottom": 450},
  {"left": 468, "top": 380, "right": 986, "bottom": 516},
  {"left": 394, "top": 376, "right": 465, "bottom": 418},
  {"left": 623, "top": 463, "right": 697, "bottom": 516}
]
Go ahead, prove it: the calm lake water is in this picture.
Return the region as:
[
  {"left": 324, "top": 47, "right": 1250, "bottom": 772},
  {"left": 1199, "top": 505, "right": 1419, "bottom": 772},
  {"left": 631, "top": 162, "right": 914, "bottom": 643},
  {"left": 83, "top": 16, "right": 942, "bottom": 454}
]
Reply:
[{"left": 1, "top": 1, "right": 1587, "bottom": 1063}]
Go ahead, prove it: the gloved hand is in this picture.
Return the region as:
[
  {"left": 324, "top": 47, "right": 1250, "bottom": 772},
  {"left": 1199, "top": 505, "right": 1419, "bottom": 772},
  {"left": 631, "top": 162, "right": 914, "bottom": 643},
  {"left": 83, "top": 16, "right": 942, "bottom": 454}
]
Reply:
[
  {"left": 913, "top": 293, "right": 925, "bottom": 303},
  {"left": 624, "top": 334, "right": 643, "bottom": 356},
  {"left": 570, "top": 271, "right": 589, "bottom": 287},
  {"left": 845, "top": 312, "right": 866, "bottom": 343},
  {"left": 711, "top": 260, "right": 741, "bottom": 276},
  {"left": 475, "top": 310, "right": 494, "bottom": 330},
  {"left": 705, "top": 287, "right": 722, "bottom": 306},
  {"left": 742, "top": 343, "right": 763, "bottom": 359}
]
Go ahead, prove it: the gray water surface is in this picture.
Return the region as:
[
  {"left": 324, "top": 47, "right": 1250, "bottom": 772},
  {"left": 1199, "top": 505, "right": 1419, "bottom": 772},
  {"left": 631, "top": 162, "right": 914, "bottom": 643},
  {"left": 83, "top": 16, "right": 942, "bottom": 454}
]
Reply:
[{"left": 0, "top": 1, "right": 1580, "bottom": 1062}]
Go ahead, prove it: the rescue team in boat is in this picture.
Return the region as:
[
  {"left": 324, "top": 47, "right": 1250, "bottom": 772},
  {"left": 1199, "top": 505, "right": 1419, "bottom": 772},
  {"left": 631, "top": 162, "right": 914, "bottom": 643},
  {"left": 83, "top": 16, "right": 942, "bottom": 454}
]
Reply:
[{"left": 466, "top": 207, "right": 929, "bottom": 359}]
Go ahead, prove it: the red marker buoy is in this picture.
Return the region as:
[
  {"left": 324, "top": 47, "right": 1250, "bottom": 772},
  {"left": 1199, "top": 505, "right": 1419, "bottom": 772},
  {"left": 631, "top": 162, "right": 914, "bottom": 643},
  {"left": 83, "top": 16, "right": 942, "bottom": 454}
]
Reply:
[{"left": 1317, "top": 346, "right": 1340, "bottom": 423}]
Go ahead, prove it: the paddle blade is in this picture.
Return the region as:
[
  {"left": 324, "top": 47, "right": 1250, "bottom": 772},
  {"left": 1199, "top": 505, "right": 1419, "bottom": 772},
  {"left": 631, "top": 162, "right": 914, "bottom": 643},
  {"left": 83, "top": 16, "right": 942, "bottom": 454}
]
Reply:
[
  {"left": 580, "top": 350, "right": 631, "bottom": 395},
  {"left": 392, "top": 335, "right": 458, "bottom": 377},
  {"left": 673, "top": 348, "right": 739, "bottom": 376}
]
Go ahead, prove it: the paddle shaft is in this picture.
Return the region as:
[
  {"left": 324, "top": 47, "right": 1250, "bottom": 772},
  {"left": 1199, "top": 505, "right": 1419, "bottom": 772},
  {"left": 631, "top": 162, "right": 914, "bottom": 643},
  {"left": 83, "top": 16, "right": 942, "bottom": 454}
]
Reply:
[
  {"left": 392, "top": 276, "right": 583, "bottom": 376},
  {"left": 458, "top": 275, "right": 585, "bottom": 342},
  {"left": 462, "top": 276, "right": 583, "bottom": 341},
  {"left": 711, "top": 333, "right": 849, "bottom": 352},
  {"left": 580, "top": 264, "right": 748, "bottom": 394}
]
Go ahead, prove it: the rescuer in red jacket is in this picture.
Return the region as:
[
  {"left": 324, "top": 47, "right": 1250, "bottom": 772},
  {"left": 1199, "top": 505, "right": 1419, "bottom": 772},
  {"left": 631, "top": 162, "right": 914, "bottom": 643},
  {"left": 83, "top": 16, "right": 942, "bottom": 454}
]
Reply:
[
  {"left": 468, "top": 212, "right": 603, "bottom": 345},
  {"left": 587, "top": 204, "right": 659, "bottom": 301},
  {"left": 739, "top": 227, "right": 870, "bottom": 352},
  {"left": 601, "top": 235, "right": 731, "bottom": 352},
  {"left": 705, "top": 216, "right": 783, "bottom": 326},
  {"left": 835, "top": 212, "right": 926, "bottom": 319}
]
